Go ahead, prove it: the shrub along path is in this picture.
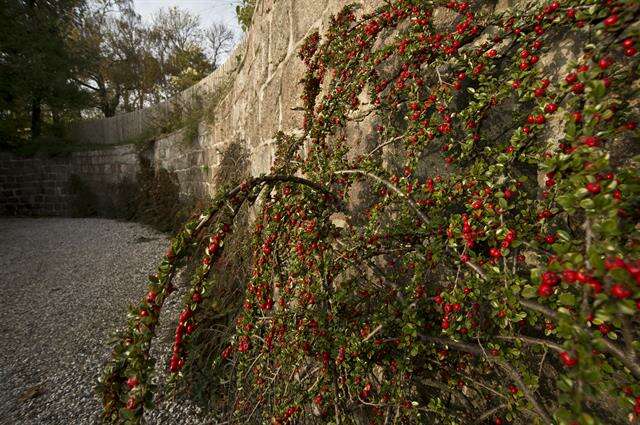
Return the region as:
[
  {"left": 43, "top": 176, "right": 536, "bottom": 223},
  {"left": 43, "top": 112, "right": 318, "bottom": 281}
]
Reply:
[{"left": 0, "top": 218, "right": 206, "bottom": 424}]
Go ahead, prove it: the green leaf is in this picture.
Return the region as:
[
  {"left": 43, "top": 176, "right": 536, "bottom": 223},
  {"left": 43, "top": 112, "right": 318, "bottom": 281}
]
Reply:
[
  {"left": 556, "top": 230, "right": 571, "bottom": 242},
  {"left": 590, "top": 80, "right": 606, "bottom": 100},
  {"left": 521, "top": 285, "right": 537, "bottom": 299},
  {"left": 580, "top": 198, "right": 595, "bottom": 210},
  {"left": 558, "top": 293, "right": 576, "bottom": 306},
  {"left": 600, "top": 218, "right": 619, "bottom": 236}
]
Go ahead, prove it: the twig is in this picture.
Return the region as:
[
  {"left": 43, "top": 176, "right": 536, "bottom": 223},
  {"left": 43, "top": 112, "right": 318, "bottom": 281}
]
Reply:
[
  {"left": 334, "top": 169, "right": 429, "bottom": 224},
  {"left": 365, "top": 135, "right": 405, "bottom": 158},
  {"left": 478, "top": 404, "right": 508, "bottom": 422},
  {"left": 496, "top": 335, "right": 564, "bottom": 353},
  {"left": 422, "top": 336, "right": 553, "bottom": 423},
  {"left": 363, "top": 324, "right": 384, "bottom": 342}
]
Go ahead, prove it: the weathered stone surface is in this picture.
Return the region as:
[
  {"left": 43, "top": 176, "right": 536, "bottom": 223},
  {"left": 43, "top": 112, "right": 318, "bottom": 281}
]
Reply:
[
  {"left": 269, "top": 0, "right": 291, "bottom": 69},
  {"left": 292, "top": 0, "right": 327, "bottom": 41}
]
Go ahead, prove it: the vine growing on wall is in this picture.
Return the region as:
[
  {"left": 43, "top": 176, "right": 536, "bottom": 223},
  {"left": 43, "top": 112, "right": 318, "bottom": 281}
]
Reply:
[{"left": 98, "top": 0, "right": 640, "bottom": 423}]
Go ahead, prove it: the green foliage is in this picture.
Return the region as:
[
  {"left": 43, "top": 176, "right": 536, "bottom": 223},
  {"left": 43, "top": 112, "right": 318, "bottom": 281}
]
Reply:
[
  {"left": 0, "top": 0, "right": 90, "bottom": 143},
  {"left": 99, "top": 1, "right": 640, "bottom": 424},
  {"left": 235, "top": 0, "right": 256, "bottom": 32}
]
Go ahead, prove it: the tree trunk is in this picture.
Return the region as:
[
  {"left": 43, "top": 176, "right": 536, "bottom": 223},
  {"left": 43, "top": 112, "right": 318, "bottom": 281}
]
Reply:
[{"left": 31, "top": 99, "right": 42, "bottom": 140}]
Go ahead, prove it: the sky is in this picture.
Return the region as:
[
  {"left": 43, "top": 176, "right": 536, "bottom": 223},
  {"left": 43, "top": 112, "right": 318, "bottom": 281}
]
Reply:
[{"left": 132, "top": 0, "right": 243, "bottom": 38}]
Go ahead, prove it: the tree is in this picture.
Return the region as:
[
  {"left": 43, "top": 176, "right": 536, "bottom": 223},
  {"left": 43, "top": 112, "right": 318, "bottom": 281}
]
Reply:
[
  {"left": 73, "top": 2, "right": 151, "bottom": 116},
  {"left": 205, "top": 23, "right": 235, "bottom": 69},
  {"left": 148, "top": 7, "right": 213, "bottom": 97},
  {"left": 0, "top": 0, "right": 89, "bottom": 142},
  {"left": 1, "top": 0, "right": 236, "bottom": 141}
]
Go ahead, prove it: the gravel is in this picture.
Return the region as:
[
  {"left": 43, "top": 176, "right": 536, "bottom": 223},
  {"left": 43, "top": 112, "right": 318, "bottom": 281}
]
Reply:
[{"left": 0, "top": 218, "right": 210, "bottom": 424}]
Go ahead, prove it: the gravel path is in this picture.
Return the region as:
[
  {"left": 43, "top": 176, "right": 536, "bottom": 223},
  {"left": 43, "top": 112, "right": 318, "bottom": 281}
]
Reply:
[{"left": 0, "top": 218, "right": 209, "bottom": 424}]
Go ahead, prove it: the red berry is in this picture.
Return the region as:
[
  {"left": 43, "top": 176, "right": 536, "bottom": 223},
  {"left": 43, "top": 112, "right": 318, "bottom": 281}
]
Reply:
[
  {"left": 622, "top": 38, "right": 635, "bottom": 49},
  {"left": 603, "top": 15, "right": 618, "bottom": 27},
  {"left": 146, "top": 291, "right": 156, "bottom": 303},
  {"left": 126, "top": 396, "right": 138, "bottom": 410},
  {"left": 611, "top": 284, "right": 632, "bottom": 299},
  {"left": 504, "top": 188, "right": 514, "bottom": 199},
  {"left": 625, "top": 47, "right": 637, "bottom": 57},
  {"left": 565, "top": 73, "right": 577, "bottom": 84},
  {"left": 126, "top": 377, "right": 139, "bottom": 389},
  {"left": 179, "top": 309, "right": 192, "bottom": 322},
  {"left": 541, "top": 271, "right": 559, "bottom": 286},
  {"left": 538, "top": 284, "right": 553, "bottom": 297},
  {"left": 442, "top": 318, "right": 450, "bottom": 330},
  {"left": 489, "top": 247, "right": 502, "bottom": 258},
  {"left": 583, "top": 136, "right": 599, "bottom": 147},
  {"left": 545, "top": 103, "right": 558, "bottom": 113},
  {"left": 598, "top": 57, "right": 612, "bottom": 70},
  {"left": 169, "top": 357, "right": 180, "bottom": 372},
  {"left": 586, "top": 182, "right": 601, "bottom": 194},
  {"left": 562, "top": 269, "right": 577, "bottom": 283},
  {"left": 560, "top": 351, "right": 578, "bottom": 367},
  {"left": 192, "top": 292, "right": 202, "bottom": 303},
  {"left": 572, "top": 82, "right": 585, "bottom": 94}
]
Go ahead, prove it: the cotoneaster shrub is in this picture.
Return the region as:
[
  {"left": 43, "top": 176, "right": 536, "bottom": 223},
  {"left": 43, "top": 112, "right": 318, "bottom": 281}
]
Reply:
[{"left": 98, "top": 0, "right": 640, "bottom": 424}]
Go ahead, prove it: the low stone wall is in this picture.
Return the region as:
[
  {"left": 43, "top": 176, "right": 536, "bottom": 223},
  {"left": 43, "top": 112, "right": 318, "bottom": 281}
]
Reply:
[
  {"left": 0, "top": 146, "right": 140, "bottom": 217},
  {"left": 0, "top": 152, "right": 73, "bottom": 216}
]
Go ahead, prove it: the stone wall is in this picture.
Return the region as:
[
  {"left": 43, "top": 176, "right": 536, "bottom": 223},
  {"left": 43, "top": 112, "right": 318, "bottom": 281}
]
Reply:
[
  {"left": 0, "top": 146, "right": 139, "bottom": 217},
  {"left": 2, "top": 0, "right": 381, "bottom": 217},
  {"left": 0, "top": 152, "right": 73, "bottom": 216},
  {"left": 2, "top": 0, "right": 561, "bottom": 217},
  {"left": 63, "top": 0, "right": 385, "bottom": 202}
]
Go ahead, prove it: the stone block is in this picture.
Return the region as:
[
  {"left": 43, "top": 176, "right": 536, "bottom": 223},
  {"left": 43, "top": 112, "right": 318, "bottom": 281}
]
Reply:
[
  {"left": 269, "top": 0, "right": 291, "bottom": 69},
  {"left": 280, "top": 56, "right": 306, "bottom": 132},
  {"left": 293, "top": 0, "right": 327, "bottom": 41},
  {"left": 260, "top": 70, "right": 283, "bottom": 141}
]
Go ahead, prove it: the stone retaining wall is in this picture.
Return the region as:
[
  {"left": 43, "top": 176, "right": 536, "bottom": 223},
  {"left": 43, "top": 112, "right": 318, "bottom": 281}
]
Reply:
[
  {"left": 2, "top": 0, "right": 380, "bottom": 217},
  {"left": 2, "top": 0, "right": 552, "bottom": 217},
  {"left": 0, "top": 153, "right": 73, "bottom": 216}
]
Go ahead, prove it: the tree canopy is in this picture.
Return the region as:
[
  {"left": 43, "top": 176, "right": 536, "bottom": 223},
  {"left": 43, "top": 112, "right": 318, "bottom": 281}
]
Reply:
[{"left": 0, "top": 0, "right": 236, "bottom": 146}]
